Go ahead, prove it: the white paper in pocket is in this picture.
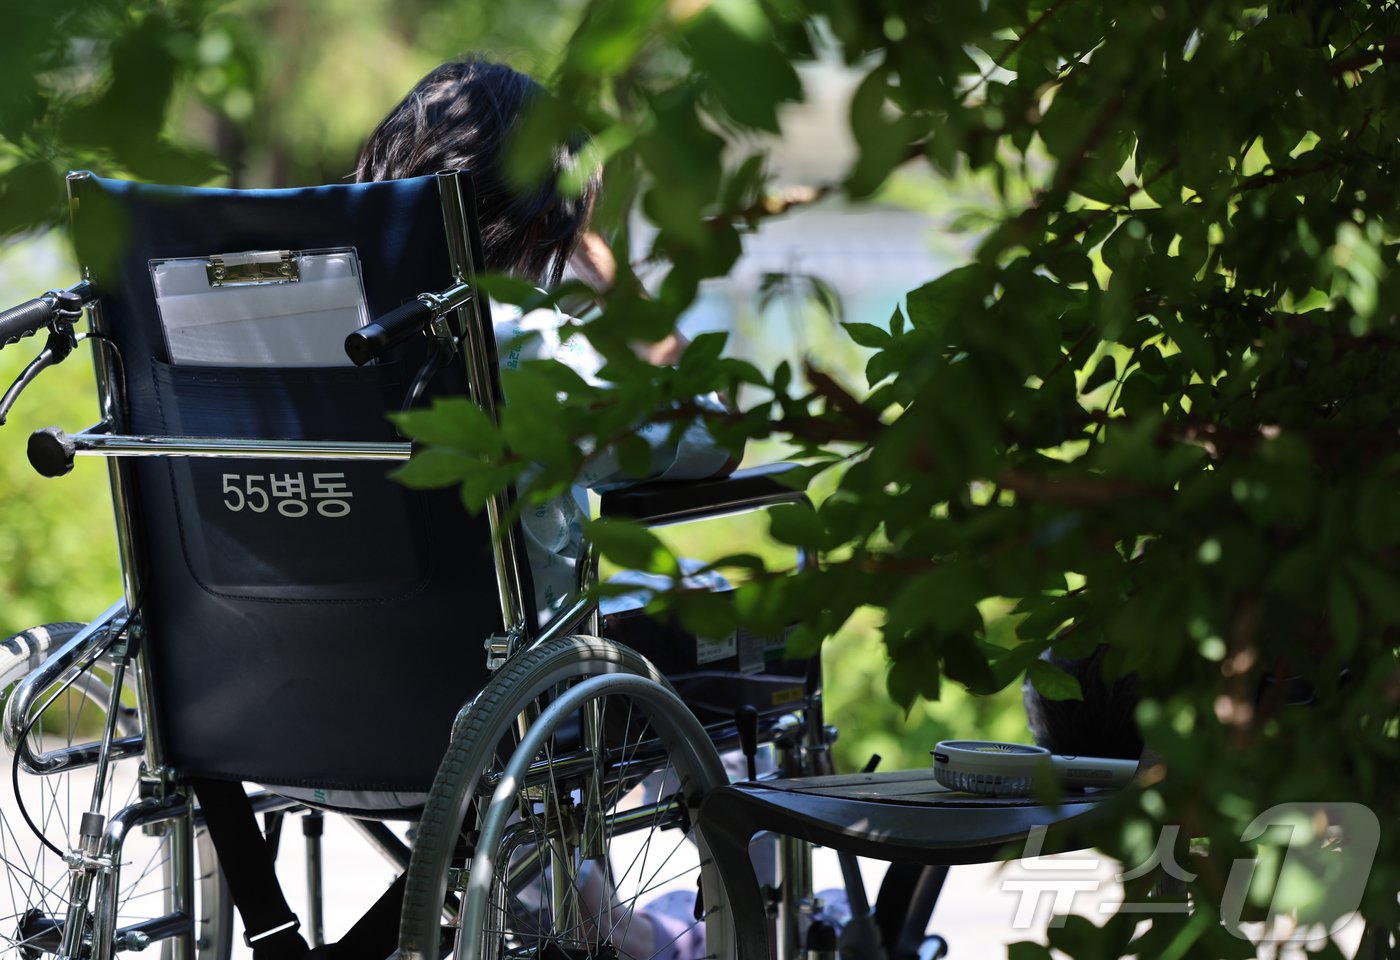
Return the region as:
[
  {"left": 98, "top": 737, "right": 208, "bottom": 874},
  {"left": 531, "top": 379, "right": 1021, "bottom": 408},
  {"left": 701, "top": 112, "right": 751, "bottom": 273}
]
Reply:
[{"left": 150, "top": 248, "right": 370, "bottom": 366}]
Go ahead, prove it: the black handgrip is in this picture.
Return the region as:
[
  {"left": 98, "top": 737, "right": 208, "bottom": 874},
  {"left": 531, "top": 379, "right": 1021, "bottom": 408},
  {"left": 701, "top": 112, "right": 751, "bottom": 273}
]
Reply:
[
  {"left": 0, "top": 297, "right": 54, "bottom": 349},
  {"left": 345, "top": 298, "right": 435, "bottom": 366}
]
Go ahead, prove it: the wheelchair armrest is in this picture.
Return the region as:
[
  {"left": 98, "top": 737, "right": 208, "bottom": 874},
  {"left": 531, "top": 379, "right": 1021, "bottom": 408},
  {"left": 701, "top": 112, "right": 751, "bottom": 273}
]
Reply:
[{"left": 598, "top": 462, "right": 809, "bottom": 527}]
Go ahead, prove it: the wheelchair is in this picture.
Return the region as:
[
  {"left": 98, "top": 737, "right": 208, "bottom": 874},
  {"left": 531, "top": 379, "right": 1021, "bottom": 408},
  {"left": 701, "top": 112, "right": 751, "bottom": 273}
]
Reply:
[
  {"left": 0, "top": 170, "right": 1108, "bottom": 960},
  {"left": 0, "top": 167, "right": 839, "bottom": 960}
]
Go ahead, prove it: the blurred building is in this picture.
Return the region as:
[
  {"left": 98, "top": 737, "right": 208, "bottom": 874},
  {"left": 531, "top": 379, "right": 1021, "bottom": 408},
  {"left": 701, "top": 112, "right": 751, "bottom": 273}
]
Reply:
[{"left": 660, "top": 61, "right": 958, "bottom": 368}]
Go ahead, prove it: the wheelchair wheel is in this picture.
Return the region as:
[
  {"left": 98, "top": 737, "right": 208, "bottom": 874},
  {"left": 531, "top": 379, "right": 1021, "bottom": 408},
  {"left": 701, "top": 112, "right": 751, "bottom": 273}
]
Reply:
[
  {"left": 0, "top": 622, "right": 233, "bottom": 959},
  {"left": 399, "top": 636, "right": 766, "bottom": 960}
]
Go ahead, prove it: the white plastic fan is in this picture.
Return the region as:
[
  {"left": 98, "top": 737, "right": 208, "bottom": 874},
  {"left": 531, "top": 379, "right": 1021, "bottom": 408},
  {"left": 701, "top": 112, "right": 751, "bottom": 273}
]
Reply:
[{"left": 931, "top": 740, "right": 1138, "bottom": 796}]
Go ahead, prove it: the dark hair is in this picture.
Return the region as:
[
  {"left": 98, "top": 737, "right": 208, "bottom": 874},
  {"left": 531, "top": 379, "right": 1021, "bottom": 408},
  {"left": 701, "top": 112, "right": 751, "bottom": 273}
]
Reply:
[
  {"left": 355, "top": 57, "right": 597, "bottom": 286},
  {"left": 1024, "top": 646, "right": 1143, "bottom": 760}
]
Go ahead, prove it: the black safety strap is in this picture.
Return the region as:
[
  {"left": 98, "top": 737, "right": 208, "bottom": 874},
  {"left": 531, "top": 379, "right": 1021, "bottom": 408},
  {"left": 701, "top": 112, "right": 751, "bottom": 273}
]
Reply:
[
  {"left": 317, "top": 871, "right": 408, "bottom": 959},
  {"left": 192, "top": 778, "right": 407, "bottom": 960},
  {"left": 191, "top": 778, "right": 311, "bottom": 960}
]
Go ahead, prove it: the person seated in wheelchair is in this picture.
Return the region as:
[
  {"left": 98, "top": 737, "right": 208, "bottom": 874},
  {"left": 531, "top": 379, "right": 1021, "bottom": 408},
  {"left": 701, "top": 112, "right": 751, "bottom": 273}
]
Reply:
[{"left": 356, "top": 56, "right": 736, "bottom": 625}]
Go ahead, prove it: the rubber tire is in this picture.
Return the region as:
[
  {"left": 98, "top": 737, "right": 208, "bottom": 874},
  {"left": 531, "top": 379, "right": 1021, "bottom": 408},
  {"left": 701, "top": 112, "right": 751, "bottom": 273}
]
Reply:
[
  {"left": 397, "top": 635, "right": 766, "bottom": 960},
  {"left": 0, "top": 623, "right": 233, "bottom": 959}
]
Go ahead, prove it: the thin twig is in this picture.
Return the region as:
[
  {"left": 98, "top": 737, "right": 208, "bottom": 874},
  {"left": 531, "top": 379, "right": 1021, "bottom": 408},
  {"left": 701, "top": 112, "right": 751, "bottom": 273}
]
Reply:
[
  {"left": 1329, "top": 36, "right": 1400, "bottom": 75},
  {"left": 997, "top": 468, "right": 1163, "bottom": 506},
  {"left": 962, "top": 0, "right": 1083, "bottom": 103}
]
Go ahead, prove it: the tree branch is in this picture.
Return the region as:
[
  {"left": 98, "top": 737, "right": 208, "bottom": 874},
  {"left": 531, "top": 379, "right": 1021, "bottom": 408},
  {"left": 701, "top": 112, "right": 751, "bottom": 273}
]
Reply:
[
  {"left": 1329, "top": 36, "right": 1400, "bottom": 75},
  {"left": 1236, "top": 158, "right": 1338, "bottom": 192},
  {"left": 962, "top": 0, "right": 1083, "bottom": 103},
  {"left": 804, "top": 363, "right": 884, "bottom": 434},
  {"left": 997, "top": 468, "right": 1164, "bottom": 506}
]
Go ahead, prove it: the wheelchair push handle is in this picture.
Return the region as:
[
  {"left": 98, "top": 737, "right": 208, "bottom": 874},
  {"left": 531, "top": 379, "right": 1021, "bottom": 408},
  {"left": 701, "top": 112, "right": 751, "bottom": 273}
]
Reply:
[
  {"left": 345, "top": 281, "right": 476, "bottom": 367},
  {"left": 0, "top": 298, "right": 56, "bottom": 348},
  {"left": 0, "top": 282, "right": 91, "bottom": 349},
  {"left": 345, "top": 298, "right": 436, "bottom": 366},
  {"left": 0, "top": 282, "right": 94, "bottom": 427}
]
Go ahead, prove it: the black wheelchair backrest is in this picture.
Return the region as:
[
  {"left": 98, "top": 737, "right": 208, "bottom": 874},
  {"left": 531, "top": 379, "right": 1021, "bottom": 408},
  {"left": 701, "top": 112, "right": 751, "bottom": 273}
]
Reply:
[{"left": 68, "top": 172, "right": 504, "bottom": 797}]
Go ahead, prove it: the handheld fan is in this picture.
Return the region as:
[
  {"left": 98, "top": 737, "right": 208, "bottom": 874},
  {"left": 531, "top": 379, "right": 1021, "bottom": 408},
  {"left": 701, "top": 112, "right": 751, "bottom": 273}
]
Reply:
[{"left": 931, "top": 740, "right": 1138, "bottom": 796}]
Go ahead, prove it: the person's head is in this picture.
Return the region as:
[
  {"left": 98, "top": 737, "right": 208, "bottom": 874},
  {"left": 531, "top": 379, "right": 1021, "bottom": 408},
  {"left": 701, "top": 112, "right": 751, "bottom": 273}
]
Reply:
[
  {"left": 355, "top": 57, "right": 597, "bottom": 286},
  {"left": 1024, "top": 646, "right": 1143, "bottom": 760}
]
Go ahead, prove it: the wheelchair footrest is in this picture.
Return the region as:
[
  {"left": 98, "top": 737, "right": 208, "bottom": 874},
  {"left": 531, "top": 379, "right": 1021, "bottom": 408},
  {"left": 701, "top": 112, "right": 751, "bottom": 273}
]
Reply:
[{"left": 698, "top": 769, "right": 1106, "bottom": 866}]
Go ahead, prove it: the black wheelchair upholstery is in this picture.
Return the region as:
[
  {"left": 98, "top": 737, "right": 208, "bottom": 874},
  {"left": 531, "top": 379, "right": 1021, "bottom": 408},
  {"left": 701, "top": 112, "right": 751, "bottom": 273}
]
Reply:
[{"left": 70, "top": 173, "right": 501, "bottom": 793}]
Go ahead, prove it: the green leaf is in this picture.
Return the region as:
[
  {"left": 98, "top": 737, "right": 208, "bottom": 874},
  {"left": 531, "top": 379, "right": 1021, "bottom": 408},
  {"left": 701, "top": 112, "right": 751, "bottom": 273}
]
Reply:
[
  {"left": 1027, "top": 659, "right": 1084, "bottom": 701},
  {"left": 842, "top": 322, "right": 892, "bottom": 349},
  {"left": 675, "top": 590, "right": 738, "bottom": 640},
  {"left": 391, "top": 449, "right": 477, "bottom": 489},
  {"left": 772, "top": 361, "right": 792, "bottom": 394},
  {"left": 1007, "top": 944, "right": 1054, "bottom": 960},
  {"left": 886, "top": 643, "right": 940, "bottom": 708},
  {"left": 767, "top": 502, "right": 826, "bottom": 549},
  {"left": 60, "top": 16, "right": 180, "bottom": 170},
  {"left": 719, "top": 357, "right": 768, "bottom": 387},
  {"left": 785, "top": 623, "right": 823, "bottom": 659},
  {"left": 458, "top": 463, "right": 522, "bottom": 513},
  {"left": 846, "top": 66, "right": 918, "bottom": 198},
  {"left": 475, "top": 273, "right": 550, "bottom": 307},
  {"left": 1177, "top": 218, "right": 1209, "bottom": 274},
  {"left": 637, "top": 89, "right": 725, "bottom": 243},
  {"left": 390, "top": 398, "right": 502, "bottom": 456},
  {"left": 614, "top": 434, "right": 653, "bottom": 480},
  {"left": 1156, "top": 312, "right": 1215, "bottom": 379},
  {"left": 1045, "top": 246, "right": 1095, "bottom": 284},
  {"left": 1345, "top": 560, "right": 1400, "bottom": 625},
  {"left": 515, "top": 356, "right": 592, "bottom": 395},
  {"left": 719, "top": 152, "right": 767, "bottom": 212},
  {"left": 1355, "top": 481, "right": 1400, "bottom": 552},
  {"left": 586, "top": 519, "right": 675, "bottom": 571},
  {"left": 943, "top": 635, "right": 999, "bottom": 695},
  {"left": 1327, "top": 576, "right": 1360, "bottom": 657},
  {"left": 905, "top": 264, "right": 993, "bottom": 335},
  {"left": 1076, "top": 170, "right": 1128, "bottom": 205},
  {"left": 1082, "top": 354, "right": 1118, "bottom": 393},
  {"left": 563, "top": 0, "right": 658, "bottom": 77},
  {"left": 499, "top": 407, "right": 575, "bottom": 464},
  {"left": 683, "top": 1, "right": 801, "bottom": 132},
  {"left": 1101, "top": 220, "right": 1143, "bottom": 274},
  {"left": 678, "top": 330, "right": 727, "bottom": 379},
  {"left": 0, "top": 162, "right": 63, "bottom": 238},
  {"left": 993, "top": 641, "right": 1052, "bottom": 688},
  {"left": 866, "top": 347, "right": 902, "bottom": 386}
]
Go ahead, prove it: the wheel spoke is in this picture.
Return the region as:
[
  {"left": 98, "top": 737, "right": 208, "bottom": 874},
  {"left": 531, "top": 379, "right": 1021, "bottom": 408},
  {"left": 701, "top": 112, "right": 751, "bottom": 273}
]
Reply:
[
  {"left": 0, "top": 623, "right": 231, "bottom": 957},
  {"left": 400, "top": 640, "right": 756, "bottom": 960}
]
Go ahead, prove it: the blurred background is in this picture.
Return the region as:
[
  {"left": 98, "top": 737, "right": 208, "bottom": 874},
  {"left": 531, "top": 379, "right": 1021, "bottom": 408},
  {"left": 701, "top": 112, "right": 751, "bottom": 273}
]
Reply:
[{"left": 0, "top": 0, "right": 1031, "bottom": 773}]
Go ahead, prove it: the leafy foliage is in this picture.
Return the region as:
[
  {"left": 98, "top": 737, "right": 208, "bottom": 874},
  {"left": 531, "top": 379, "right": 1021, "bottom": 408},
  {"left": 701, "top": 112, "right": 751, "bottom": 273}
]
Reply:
[
  {"left": 4, "top": 0, "right": 1400, "bottom": 954},
  {"left": 426, "top": 2, "right": 1400, "bottom": 953},
  {"left": 0, "top": 2, "right": 228, "bottom": 238}
]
